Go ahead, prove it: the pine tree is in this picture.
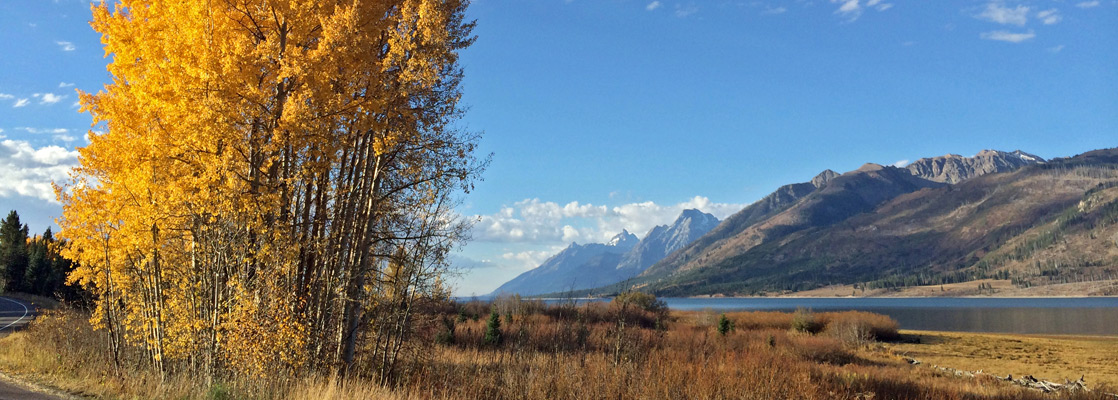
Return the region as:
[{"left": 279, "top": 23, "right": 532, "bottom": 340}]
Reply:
[
  {"left": 484, "top": 310, "right": 503, "bottom": 346},
  {"left": 27, "top": 234, "right": 49, "bottom": 295},
  {"left": 717, "top": 314, "right": 734, "bottom": 336},
  {"left": 0, "top": 211, "right": 30, "bottom": 293}
]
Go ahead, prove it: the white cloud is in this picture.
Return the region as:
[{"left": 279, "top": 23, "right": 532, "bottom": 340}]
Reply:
[
  {"left": 0, "top": 93, "right": 13, "bottom": 100},
  {"left": 58, "top": 82, "right": 75, "bottom": 88},
  {"left": 892, "top": 159, "right": 911, "bottom": 168},
  {"left": 501, "top": 249, "right": 562, "bottom": 271},
  {"left": 1037, "top": 9, "right": 1061, "bottom": 25},
  {"left": 0, "top": 139, "right": 79, "bottom": 203},
  {"left": 39, "top": 93, "right": 65, "bottom": 105},
  {"left": 646, "top": 1, "right": 661, "bottom": 11},
  {"left": 674, "top": 3, "right": 698, "bottom": 17},
  {"left": 1076, "top": 1, "right": 1100, "bottom": 8},
  {"left": 1048, "top": 44, "right": 1065, "bottom": 53},
  {"left": 762, "top": 6, "right": 787, "bottom": 15},
  {"left": 975, "top": 2, "right": 1029, "bottom": 26},
  {"left": 53, "top": 134, "right": 77, "bottom": 143},
  {"left": 980, "top": 30, "right": 1036, "bottom": 43},
  {"left": 55, "top": 41, "right": 76, "bottom": 51},
  {"left": 472, "top": 196, "right": 745, "bottom": 245},
  {"left": 71, "top": 101, "right": 81, "bottom": 109},
  {"left": 13, "top": 99, "right": 29, "bottom": 108}
]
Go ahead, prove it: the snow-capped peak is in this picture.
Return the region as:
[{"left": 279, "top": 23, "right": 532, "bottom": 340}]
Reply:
[
  {"left": 606, "top": 229, "right": 638, "bottom": 248},
  {"left": 1010, "top": 150, "right": 1045, "bottom": 163}
]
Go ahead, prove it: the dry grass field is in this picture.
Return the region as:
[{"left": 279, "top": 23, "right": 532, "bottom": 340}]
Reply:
[
  {"left": 887, "top": 330, "right": 1118, "bottom": 389},
  {"left": 0, "top": 299, "right": 1113, "bottom": 399}
]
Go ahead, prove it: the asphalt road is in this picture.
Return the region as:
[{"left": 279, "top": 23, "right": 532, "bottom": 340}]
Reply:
[
  {"left": 0, "top": 296, "right": 34, "bottom": 337},
  {"left": 0, "top": 296, "right": 61, "bottom": 400}
]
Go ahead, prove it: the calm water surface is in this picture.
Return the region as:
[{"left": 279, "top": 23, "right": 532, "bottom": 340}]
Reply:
[
  {"left": 544, "top": 297, "right": 1118, "bottom": 335},
  {"left": 660, "top": 297, "right": 1118, "bottom": 336}
]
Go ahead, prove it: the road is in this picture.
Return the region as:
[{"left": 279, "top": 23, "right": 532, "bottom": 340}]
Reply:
[
  {"left": 0, "top": 296, "right": 34, "bottom": 337},
  {"left": 0, "top": 296, "right": 62, "bottom": 400}
]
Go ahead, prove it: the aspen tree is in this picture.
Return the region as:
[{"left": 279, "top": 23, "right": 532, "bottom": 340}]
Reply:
[{"left": 59, "top": 0, "right": 482, "bottom": 379}]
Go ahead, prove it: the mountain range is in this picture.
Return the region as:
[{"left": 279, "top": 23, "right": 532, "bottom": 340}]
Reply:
[
  {"left": 492, "top": 148, "right": 1118, "bottom": 297},
  {"left": 626, "top": 148, "right": 1118, "bottom": 296},
  {"left": 489, "top": 210, "right": 719, "bottom": 296}
]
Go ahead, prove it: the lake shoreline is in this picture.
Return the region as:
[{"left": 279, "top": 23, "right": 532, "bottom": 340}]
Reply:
[{"left": 686, "top": 278, "right": 1118, "bottom": 299}]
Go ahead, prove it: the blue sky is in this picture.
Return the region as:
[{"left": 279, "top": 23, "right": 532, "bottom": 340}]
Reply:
[{"left": 1, "top": 1, "right": 1115, "bottom": 296}]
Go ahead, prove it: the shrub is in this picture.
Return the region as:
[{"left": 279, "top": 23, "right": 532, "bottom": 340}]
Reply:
[
  {"left": 791, "top": 307, "right": 822, "bottom": 334},
  {"left": 822, "top": 311, "right": 899, "bottom": 342},
  {"left": 435, "top": 316, "right": 456, "bottom": 345},
  {"left": 611, "top": 292, "right": 666, "bottom": 314}
]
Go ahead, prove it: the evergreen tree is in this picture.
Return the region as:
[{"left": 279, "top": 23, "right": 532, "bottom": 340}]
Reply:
[
  {"left": 27, "top": 234, "right": 49, "bottom": 295},
  {"left": 0, "top": 211, "right": 30, "bottom": 293},
  {"left": 717, "top": 314, "right": 734, "bottom": 336},
  {"left": 26, "top": 228, "right": 63, "bottom": 296},
  {"left": 484, "top": 310, "right": 503, "bottom": 346}
]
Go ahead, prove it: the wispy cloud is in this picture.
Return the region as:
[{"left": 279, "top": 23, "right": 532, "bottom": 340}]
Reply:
[
  {"left": 1037, "top": 9, "right": 1061, "bottom": 25},
  {"left": 646, "top": 1, "right": 661, "bottom": 11},
  {"left": 892, "top": 159, "right": 911, "bottom": 168},
  {"left": 830, "top": 0, "right": 892, "bottom": 22},
  {"left": 674, "top": 3, "right": 699, "bottom": 18},
  {"left": 55, "top": 41, "right": 76, "bottom": 52},
  {"left": 58, "top": 82, "right": 75, "bottom": 88},
  {"left": 1048, "top": 44, "right": 1065, "bottom": 53},
  {"left": 13, "top": 99, "right": 30, "bottom": 108},
  {"left": 762, "top": 6, "right": 787, "bottom": 15},
  {"left": 1075, "top": 0, "right": 1100, "bottom": 8},
  {"left": 833, "top": 0, "right": 861, "bottom": 20},
  {"left": 980, "top": 30, "right": 1036, "bottom": 43},
  {"left": 867, "top": 0, "right": 892, "bottom": 11},
  {"left": 0, "top": 93, "right": 12, "bottom": 100},
  {"left": 975, "top": 2, "right": 1029, "bottom": 26},
  {"left": 19, "top": 127, "right": 70, "bottom": 135}
]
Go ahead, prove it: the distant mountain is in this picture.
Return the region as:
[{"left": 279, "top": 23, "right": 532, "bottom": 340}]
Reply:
[
  {"left": 490, "top": 209, "right": 721, "bottom": 297},
  {"left": 905, "top": 150, "right": 1044, "bottom": 184},
  {"left": 490, "top": 230, "right": 638, "bottom": 296},
  {"left": 615, "top": 209, "right": 719, "bottom": 274},
  {"left": 615, "top": 148, "right": 1118, "bottom": 297},
  {"left": 642, "top": 169, "right": 846, "bottom": 277}
]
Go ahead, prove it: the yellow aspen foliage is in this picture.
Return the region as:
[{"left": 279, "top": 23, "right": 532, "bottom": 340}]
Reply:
[{"left": 58, "top": 0, "right": 482, "bottom": 378}]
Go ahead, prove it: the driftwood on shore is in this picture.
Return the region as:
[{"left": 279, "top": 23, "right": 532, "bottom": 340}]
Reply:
[{"left": 902, "top": 357, "right": 1096, "bottom": 394}]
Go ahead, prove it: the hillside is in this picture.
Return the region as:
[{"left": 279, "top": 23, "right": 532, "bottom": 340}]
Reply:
[{"left": 634, "top": 149, "right": 1118, "bottom": 296}]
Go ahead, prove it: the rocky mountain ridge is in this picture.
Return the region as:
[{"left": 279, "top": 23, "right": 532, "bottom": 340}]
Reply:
[{"left": 618, "top": 148, "right": 1117, "bottom": 296}]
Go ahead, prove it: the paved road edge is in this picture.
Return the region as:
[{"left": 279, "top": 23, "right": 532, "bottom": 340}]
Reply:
[{"left": 0, "top": 368, "right": 84, "bottom": 400}]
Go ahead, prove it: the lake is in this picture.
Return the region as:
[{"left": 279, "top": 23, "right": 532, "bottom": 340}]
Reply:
[{"left": 548, "top": 297, "right": 1118, "bottom": 336}]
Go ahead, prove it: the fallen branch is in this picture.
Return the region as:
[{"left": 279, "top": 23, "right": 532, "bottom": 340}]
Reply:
[{"left": 905, "top": 357, "right": 1092, "bottom": 394}]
